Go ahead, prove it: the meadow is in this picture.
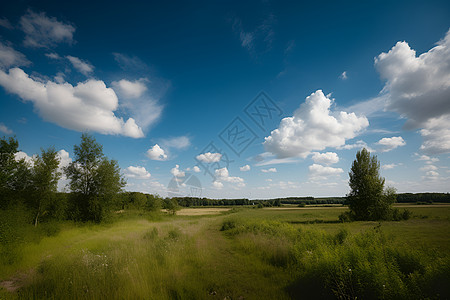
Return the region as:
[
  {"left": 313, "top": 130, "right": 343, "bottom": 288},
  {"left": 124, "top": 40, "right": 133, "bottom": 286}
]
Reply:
[{"left": 1, "top": 205, "right": 449, "bottom": 299}]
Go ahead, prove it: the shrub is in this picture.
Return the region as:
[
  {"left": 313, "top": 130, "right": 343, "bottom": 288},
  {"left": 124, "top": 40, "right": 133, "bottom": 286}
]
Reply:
[{"left": 338, "top": 211, "right": 354, "bottom": 222}]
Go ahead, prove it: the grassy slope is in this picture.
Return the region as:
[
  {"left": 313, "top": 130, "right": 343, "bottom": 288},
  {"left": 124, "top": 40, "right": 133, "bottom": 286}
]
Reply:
[{"left": 0, "top": 206, "right": 449, "bottom": 299}]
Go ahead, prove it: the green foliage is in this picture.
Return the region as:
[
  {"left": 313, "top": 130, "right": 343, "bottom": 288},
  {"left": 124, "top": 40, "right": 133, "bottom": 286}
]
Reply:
[
  {"left": 221, "top": 216, "right": 450, "bottom": 300},
  {"left": 347, "top": 148, "right": 397, "bottom": 221},
  {"left": 145, "top": 194, "right": 162, "bottom": 212},
  {"left": 64, "top": 133, "right": 126, "bottom": 222},
  {"left": 30, "top": 147, "right": 61, "bottom": 226},
  {"left": 163, "top": 198, "right": 180, "bottom": 215}
]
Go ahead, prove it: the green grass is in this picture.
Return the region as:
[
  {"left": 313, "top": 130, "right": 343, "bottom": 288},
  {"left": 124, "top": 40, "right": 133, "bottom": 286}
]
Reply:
[{"left": 1, "top": 205, "right": 449, "bottom": 299}]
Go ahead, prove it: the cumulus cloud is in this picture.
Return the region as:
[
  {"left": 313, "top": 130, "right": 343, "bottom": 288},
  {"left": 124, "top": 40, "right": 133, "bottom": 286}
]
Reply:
[
  {"left": 57, "top": 149, "right": 72, "bottom": 169},
  {"left": 311, "top": 152, "right": 339, "bottom": 165},
  {"left": 309, "top": 164, "right": 343, "bottom": 178},
  {"left": 375, "top": 29, "right": 450, "bottom": 154},
  {"left": 20, "top": 9, "right": 75, "bottom": 48},
  {"left": 376, "top": 136, "right": 406, "bottom": 152},
  {"left": 212, "top": 181, "right": 224, "bottom": 189},
  {"left": 125, "top": 166, "right": 151, "bottom": 179},
  {"left": 0, "top": 68, "right": 144, "bottom": 138},
  {"left": 0, "top": 123, "right": 13, "bottom": 134},
  {"left": 14, "top": 151, "right": 35, "bottom": 165},
  {"left": 170, "top": 164, "right": 185, "bottom": 178},
  {"left": 214, "top": 167, "right": 245, "bottom": 187},
  {"left": 261, "top": 167, "right": 277, "bottom": 173},
  {"left": 264, "top": 90, "right": 369, "bottom": 158},
  {"left": 112, "top": 79, "right": 163, "bottom": 131},
  {"left": 66, "top": 55, "right": 94, "bottom": 76},
  {"left": 196, "top": 152, "right": 222, "bottom": 163},
  {"left": 192, "top": 166, "right": 201, "bottom": 173},
  {"left": 112, "top": 78, "right": 148, "bottom": 99},
  {"left": 146, "top": 144, "right": 168, "bottom": 161},
  {"left": 240, "top": 164, "right": 251, "bottom": 172},
  {"left": 0, "top": 43, "right": 30, "bottom": 69}
]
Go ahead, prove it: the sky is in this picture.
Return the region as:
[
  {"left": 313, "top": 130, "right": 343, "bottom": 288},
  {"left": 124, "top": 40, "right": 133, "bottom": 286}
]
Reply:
[{"left": 0, "top": 0, "right": 449, "bottom": 199}]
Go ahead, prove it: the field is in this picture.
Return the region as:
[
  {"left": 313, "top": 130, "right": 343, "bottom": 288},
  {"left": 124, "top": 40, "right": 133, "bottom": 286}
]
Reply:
[{"left": 1, "top": 205, "right": 449, "bottom": 299}]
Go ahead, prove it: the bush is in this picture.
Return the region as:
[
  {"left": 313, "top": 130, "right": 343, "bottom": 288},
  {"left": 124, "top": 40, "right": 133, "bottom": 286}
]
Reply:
[
  {"left": 392, "top": 208, "right": 412, "bottom": 221},
  {"left": 338, "top": 211, "right": 354, "bottom": 222},
  {"left": 220, "top": 219, "right": 237, "bottom": 231}
]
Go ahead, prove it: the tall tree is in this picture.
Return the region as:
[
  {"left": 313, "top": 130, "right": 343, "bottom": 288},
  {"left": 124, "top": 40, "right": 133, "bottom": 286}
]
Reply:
[
  {"left": 0, "top": 136, "right": 33, "bottom": 208},
  {"left": 347, "top": 148, "right": 394, "bottom": 220},
  {"left": 65, "top": 133, "right": 125, "bottom": 222},
  {"left": 31, "top": 147, "right": 61, "bottom": 226}
]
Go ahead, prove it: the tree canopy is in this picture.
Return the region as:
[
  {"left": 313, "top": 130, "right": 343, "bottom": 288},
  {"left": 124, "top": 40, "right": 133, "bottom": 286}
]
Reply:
[
  {"left": 65, "top": 133, "right": 125, "bottom": 222},
  {"left": 347, "top": 148, "right": 395, "bottom": 220}
]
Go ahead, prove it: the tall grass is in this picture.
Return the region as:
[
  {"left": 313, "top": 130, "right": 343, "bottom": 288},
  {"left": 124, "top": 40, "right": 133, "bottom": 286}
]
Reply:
[
  {"left": 15, "top": 225, "right": 207, "bottom": 299},
  {"left": 1, "top": 206, "right": 449, "bottom": 299},
  {"left": 221, "top": 217, "right": 450, "bottom": 299}
]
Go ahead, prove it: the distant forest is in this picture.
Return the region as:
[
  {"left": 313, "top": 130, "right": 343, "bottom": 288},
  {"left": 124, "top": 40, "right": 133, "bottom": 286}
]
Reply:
[{"left": 166, "top": 192, "right": 450, "bottom": 207}]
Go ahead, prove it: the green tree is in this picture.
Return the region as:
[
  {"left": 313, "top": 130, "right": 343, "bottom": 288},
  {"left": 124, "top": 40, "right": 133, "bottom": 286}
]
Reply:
[
  {"left": 164, "top": 198, "right": 180, "bottom": 215},
  {"left": 0, "top": 136, "right": 33, "bottom": 208},
  {"left": 65, "top": 133, "right": 126, "bottom": 222},
  {"left": 347, "top": 148, "right": 394, "bottom": 220},
  {"left": 31, "top": 147, "right": 61, "bottom": 226}
]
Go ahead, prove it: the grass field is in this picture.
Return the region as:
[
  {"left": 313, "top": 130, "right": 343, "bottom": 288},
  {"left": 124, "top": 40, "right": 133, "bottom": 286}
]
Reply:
[{"left": 1, "top": 205, "right": 449, "bottom": 299}]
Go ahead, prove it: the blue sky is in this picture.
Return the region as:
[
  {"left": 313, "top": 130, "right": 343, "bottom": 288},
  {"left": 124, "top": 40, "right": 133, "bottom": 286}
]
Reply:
[{"left": 1, "top": 0, "right": 449, "bottom": 199}]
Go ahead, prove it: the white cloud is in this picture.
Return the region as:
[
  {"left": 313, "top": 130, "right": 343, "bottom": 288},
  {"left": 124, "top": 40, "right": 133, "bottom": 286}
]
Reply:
[
  {"left": 192, "top": 166, "right": 201, "bottom": 173},
  {"left": 382, "top": 163, "right": 400, "bottom": 170},
  {"left": 161, "top": 136, "right": 190, "bottom": 150},
  {"left": 57, "top": 149, "right": 71, "bottom": 169},
  {"left": 0, "top": 43, "right": 30, "bottom": 69},
  {"left": 240, "top": 164, "right": 251, "bottom": 172},
  {"left": 264, "top": 90, "right": 369, "bottom": 158},
  {"left": 146, "top": 144, "right": 167, "bottom": 161},
  {"left": 261, "top": 167, "right": 277, "bottom": 173},
  {"left": 212, "top": 181, "right": 224, "bottom": 189},
  {"left": 375, "top": 29, "right": 450, "bottom": 154},
  {"left": 0, "top": 68, "right": 144, "bottom": 138},
  {"left": 66, "top": 55, "right": 94, "bottom": 76},
  {"left": 376, "top": 136, "right": 406, "bottom": 152},
  {"left": 111, "top": 78, "right": 148, "bottom": 99},
  {"left": 20, "top": 9, "right": 75, "bottom": 48},
  {"left": 340, "top": 71, "right": 347, "bottom": 80},
  {"left": 45, "top": 52, "right": 61, "bottom": 60},
  {"left": 125, "top": 166, "right": 151, "bottom": 179},
  {"left": 414, "top": 153, "right": 439, "bottom": 164},
  {"left": 214, "top": 167, "right": 245, "bottom": 187},
  {"left": 420, "top": 165, "right": 438, "bottom": 172},
  {"left": 311, "top": 152, "right": 339, "bottom": 165},
  {"left": 171, "top": 164, "right": 185, "bottom": 178},
  {"left": 196, "top": 152, "right": 222, "bottom": 163},
  {"left": 344, "top": 95, "right": 388, "bottom": 118},
  {"left": 309, "top": 164, "right": 343, "bottom": 177},
  {"left": 253, "top": 152, "right": 299, "bottom": 166},
  {"left": 14, "top": 151, "right": 35, "bottom": 165},
  {"left": 424, "top": 170, "right": 440, "bottom": 179},
  {"left": 0, "top": 123, "right": 13, "bottom": 134}
]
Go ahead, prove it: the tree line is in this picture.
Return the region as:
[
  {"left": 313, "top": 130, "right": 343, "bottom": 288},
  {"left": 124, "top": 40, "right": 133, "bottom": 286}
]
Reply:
[{"left": 0, "top": 133, "right": 128, "bottom": 224}]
